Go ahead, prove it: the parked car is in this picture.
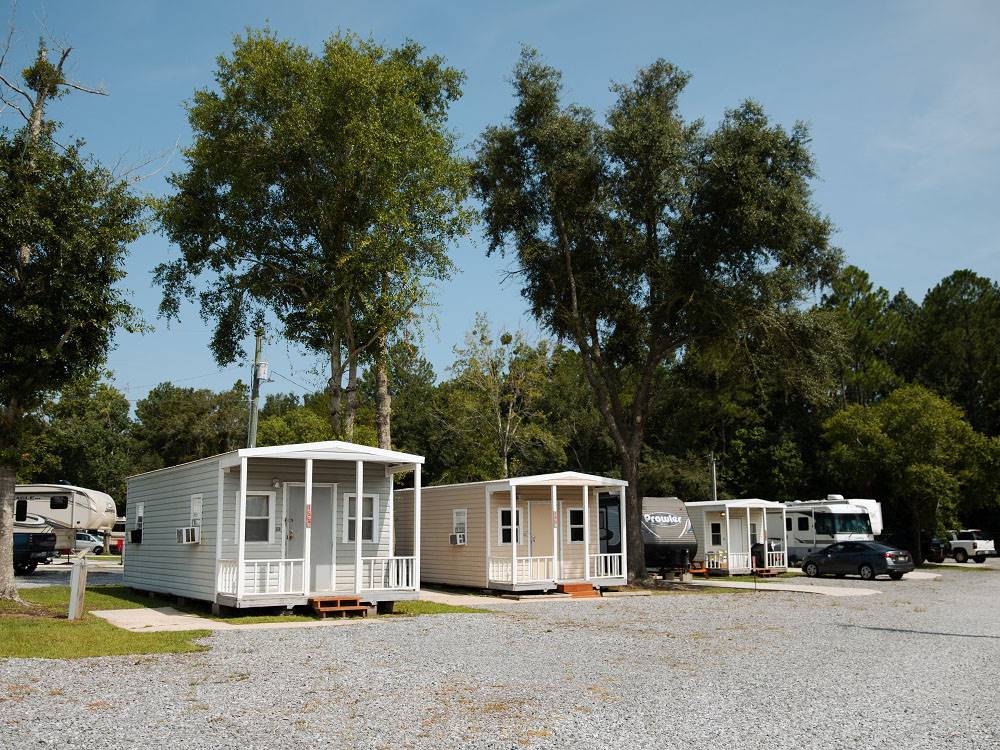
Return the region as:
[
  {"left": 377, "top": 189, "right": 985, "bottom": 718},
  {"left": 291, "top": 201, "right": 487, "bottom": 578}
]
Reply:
[
  {"left": 74, "top": 532, "right": 104, "bottom": 555},
  {"left": 13, "top": 531, "right": 56, "bottom": 574},
  {"left": 801, "top": 541, "right": 915, "bottom": 581},
  {"left": 878, "top": 530, "right": 946, "bottom": 563},
  {"left": 944, "top": 530, "right": 995, "bottom": 564}
]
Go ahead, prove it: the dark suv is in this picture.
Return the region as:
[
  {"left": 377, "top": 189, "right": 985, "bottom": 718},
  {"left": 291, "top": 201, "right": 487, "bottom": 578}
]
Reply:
[{"left": 878, "top": 531, "right": 945, "bottom": 564}]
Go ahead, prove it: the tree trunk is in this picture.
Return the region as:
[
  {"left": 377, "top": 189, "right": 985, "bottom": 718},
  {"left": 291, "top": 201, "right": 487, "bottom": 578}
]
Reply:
[
  {"left": 0, "top": 462, "right": 23, "bottom": 602},
  {"left": 344, "top": 350, "right": 358, "bottom": 442},
  {"left": 620, "top": 454, "right": 645, "bottom": 580},
  {"left": 374, "top": 332, "right": 391, "bottom": 450},
  {"left": 328, "top": 343, "right": 344, "bottom": 439}
]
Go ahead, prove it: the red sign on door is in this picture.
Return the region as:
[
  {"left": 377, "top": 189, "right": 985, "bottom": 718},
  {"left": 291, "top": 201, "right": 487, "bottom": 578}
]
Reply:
[{"left": 305, "top": 504, "right": 312, "bottom": 528}]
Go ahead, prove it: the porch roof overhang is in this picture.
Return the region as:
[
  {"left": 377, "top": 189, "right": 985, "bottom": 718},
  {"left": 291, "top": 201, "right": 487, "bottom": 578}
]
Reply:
[
  {"left": 485, "top": 471, "right": 628, "bottom": 493},
  {"left": 218, "top": 440, "right": 425, "bottom": 469},
  {"left": 686, "top": 498, "right": 785, "bottom": 511}
]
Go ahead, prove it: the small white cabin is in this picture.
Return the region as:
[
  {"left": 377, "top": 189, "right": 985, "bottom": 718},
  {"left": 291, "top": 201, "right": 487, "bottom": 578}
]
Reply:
[
  {"left": 395, "top": 471, "right": 628, "bottom": 593},
  {"left": 686, "top": 499, "right": 789, "bottom": 574},
  {"left": 123, "top": 441, "right": 423, "bottom": 610}
]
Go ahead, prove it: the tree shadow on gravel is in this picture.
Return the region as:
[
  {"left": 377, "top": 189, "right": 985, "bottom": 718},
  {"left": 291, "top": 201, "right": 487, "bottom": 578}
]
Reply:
[{"left": 838, "top": 624, "right": 1000, "bottom": 639}]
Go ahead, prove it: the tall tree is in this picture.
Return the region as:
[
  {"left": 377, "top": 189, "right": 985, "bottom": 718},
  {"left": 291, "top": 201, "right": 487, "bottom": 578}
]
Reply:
[
  {"left": 0, "top": 42, "right": 145, "bottom": 601},
  {"left": 474, "top": 51, "right": 838, "bottom": 576},
  {"left": 157, "top": 30, "right": 470, "bottom": 445}
]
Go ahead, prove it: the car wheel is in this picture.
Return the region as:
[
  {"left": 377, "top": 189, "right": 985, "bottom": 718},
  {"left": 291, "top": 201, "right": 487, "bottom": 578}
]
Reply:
[
  {"left": 93, "top": 546, "right": 104, "bottom": 556},
  {"left": 974, "top": 555, "right": 986, "bottom": 564},
  {"left": 803, "top": 562, "right": 819, "bottom": 578},
  {"left": 859, "top": 564, "right": 876, "bottom": 580},
  {"left": 954, "top": 549, "right": 968, "bottom": 563},
  {"left": 889, "top": 571, "right": 904, "bottom": 580}
]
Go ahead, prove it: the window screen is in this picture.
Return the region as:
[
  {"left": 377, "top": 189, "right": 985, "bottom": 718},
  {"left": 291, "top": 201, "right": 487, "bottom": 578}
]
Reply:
[
  {"left": 568, "top": 508, "right": 585, "bottom": 543},
  {"left": 710, "top": 522, "right": 722, "bottom": 546},
  {"left": 50, "top": 495, "right": 69, "bottom": 510},
  {"left": 245, "top": 494, "right": 271, "bottom": 543}
]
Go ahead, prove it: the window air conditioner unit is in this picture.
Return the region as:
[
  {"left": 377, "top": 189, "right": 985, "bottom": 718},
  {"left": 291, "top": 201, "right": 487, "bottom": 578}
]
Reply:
[
  {"left": 129, "top": 529, "right": 142, "bottom": 544},
  {"left": 176, "top": 526, "right": 201, "bottom": 544},
  {"left": 449, "top": 532, "right": 466, "bottom": 546}
]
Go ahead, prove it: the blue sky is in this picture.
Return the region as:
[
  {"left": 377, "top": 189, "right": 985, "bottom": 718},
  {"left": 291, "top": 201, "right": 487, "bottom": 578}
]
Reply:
[{"left": 7, "top": 1, "right": 1000, "bottom": 405}]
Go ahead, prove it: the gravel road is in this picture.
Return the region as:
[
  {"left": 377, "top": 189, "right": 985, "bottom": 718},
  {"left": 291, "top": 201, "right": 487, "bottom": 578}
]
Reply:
[{"left": 2, "top": 563, "right": 998, "bottom": 749}]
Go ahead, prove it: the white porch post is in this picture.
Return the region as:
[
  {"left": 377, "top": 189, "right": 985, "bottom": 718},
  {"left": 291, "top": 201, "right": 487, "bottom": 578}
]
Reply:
[
  {"left": 747, "top": 507, "right": 752, "bottom": 570},
  {"left": 510, "top": 485, "right": 518, "bottom": 586},
  {"left": 782, "top": 506, "right": 788, "bottom": 565},
  {"left": 485, "top": 487, "right": 492, "bottom": 586},
  {"left": 583, "top": 485, "right": 591, "bottom": 581},
  {"left": 214, "top": 466, "right": 224, "bottom": 595},
  {"left": 550, "top": 485, "right": 559, "bottom": 581},
  {"left": 413, "top": 463, "right": 421, "bottom": 590},
  {"left": 724, "top": 506, "right": 731, "bottom": 573},
  {"left": 236, "top": 457, "right": 247, "bottom": 599},
  {"left": 355, "top": 460, "right": 364, "bottom": 594},
  {"left": 618, "top": 485, "right": 628, "bottom": 581},
  {"left": 303, "top": 459, "right": 313, "bottom": 595}
]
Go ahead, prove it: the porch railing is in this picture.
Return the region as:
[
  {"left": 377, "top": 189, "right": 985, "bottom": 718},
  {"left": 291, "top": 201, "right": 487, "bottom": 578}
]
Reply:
[
  {"left": 361, "top": 556, "right": 416, "bottom": 591},
  {"left": 489, "top": 555, "right": 555, "bottom": 583},
  {"left": 704, "top": 550, "right": 752, "bottom": 572},
  {"left": 589, "top": 553, "right": 624, "bottom": 578},
  {"left": 217, "top": 558, "right": 305, "bottom": 596},
  {"left": 764, "top": 550, "right": 787, "bottom": 569}
]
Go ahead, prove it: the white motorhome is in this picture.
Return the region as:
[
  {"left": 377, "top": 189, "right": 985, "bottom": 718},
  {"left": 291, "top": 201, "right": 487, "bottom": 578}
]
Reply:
[
  {"left": 15, "top": 484, "right": 118, "bottom": 551},
  {"left": 780, "top": 495, "right": 884, "bottom": 564}
]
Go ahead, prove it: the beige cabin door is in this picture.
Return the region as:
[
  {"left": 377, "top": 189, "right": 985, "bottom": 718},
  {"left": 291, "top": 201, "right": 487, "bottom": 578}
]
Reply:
[{"left": 528, "top": 501, "right": 554, "bottom": 557}]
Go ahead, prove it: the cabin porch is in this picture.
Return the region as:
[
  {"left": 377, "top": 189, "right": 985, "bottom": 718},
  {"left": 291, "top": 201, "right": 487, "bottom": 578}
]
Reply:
[{"left": 687, "top": 499, "right": 789, "bottom": 575}]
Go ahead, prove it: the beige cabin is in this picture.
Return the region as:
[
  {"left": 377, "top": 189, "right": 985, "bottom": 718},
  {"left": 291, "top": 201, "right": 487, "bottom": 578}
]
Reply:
[
  {"left": 686, "top": 498, "right": 789, "bottom": 574},
  {"left": 395, "top": 471, "right": 628, "bottom": 593}
]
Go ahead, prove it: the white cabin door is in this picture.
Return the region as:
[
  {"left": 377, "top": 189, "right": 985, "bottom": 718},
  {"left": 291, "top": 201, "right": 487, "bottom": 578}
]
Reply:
[
  {"left": 730, "top": 517, "right": 748, "bottom": 555},
  {"left": 285, "top": 486, "right": 305, "bottom": 561}
]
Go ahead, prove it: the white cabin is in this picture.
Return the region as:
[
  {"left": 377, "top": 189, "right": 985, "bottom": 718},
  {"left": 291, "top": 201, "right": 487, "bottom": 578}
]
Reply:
[
  {"left": 395, "top": 472, "right": 628, "bottom": 592},
  {"left": 123, "top": 441, "right": 423, "bottom": 609},
  {"left": 685, "top": 499, "right": 789, "bottom": 574}
]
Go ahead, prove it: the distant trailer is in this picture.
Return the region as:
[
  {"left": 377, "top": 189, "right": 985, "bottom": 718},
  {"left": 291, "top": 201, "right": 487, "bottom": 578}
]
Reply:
[
  {"left": 782, "top": 495, "right": 883, "bottom": 563},
  {"left": 640, "top": 497, "right": 697, "bottom": 572},
  {"left": 15, "top": 484, "right": 117, "bottom": 533}
]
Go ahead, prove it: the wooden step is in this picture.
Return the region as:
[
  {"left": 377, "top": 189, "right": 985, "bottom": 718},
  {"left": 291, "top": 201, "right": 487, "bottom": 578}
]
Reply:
[
  {"left": 309, "top": 595, "right": 366, "bottom": 618},
  {"left": 556, "top": 582, "right": 600, "bottom": 598}
]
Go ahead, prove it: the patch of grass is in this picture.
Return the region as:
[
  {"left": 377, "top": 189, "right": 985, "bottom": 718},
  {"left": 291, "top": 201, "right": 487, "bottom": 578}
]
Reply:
[
  {"left": 390, "top": 600, "right": 487, "bottom": 616},
  {"left": 649, "top": 586, "right": 752, "bottom": 595}
]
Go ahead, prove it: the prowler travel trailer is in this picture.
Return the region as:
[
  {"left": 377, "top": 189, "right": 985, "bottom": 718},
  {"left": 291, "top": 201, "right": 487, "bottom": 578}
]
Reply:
[
  {"left": 685, "top": 498, "right": 789, "bottom": 574},
  {"left": 394, "top": 472, "right": 628, "bottom": 595},
  {"left": 15, "top": 483, "right": 118, "bottom": 551},
  {"left": 124, "top": 441, "right": 424, "bottom": 613},
  {"left": 641, "top": 497, "right": 697, "bottom": 572},
  {"left": 782, "top": 495, "right": 884, "bottom": 564}
]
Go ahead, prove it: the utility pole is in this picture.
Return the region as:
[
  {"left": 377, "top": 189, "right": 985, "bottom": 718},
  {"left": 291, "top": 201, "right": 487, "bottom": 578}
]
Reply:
[
  {"left": 247, "top": 329, "right": 267, "bottom": 448},
  {"left": 709, "top": 451, "right": 718, "bottom": 503}
]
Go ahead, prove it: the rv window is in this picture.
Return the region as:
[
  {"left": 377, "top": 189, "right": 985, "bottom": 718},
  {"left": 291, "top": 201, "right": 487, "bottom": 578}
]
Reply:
[
  {"left": 797, "top": 517, "right": 809, "bottom": 532},
  {"left": 815, "top": 513, "right": 835, "bottom": 536},
  {"left": 497, "top": 508, "right": 522, "bottom": 545},
  {"left": 344, "top": 494, "right": 379, "bottom": 543},
  {"left": 710, "top": 522, "right": 722, "bottom": 546},
  {"left": 15, "top": 499, "right": 27, "bottom": 522},
  {"left": 785, "top": 517, "right": 791, "bottom": 531},
  {"left": 834, "top": 514, "right": 872, "bottom": 535},
  {"left": 245, "top": 494, "right": 272, "bottom": 543},
  {"left": 49, "top": 495, "right": 69, "bottom": 510},
  {"left": 452, "top": 509, "right": 468, "bottom": 535},
  {"left": 568, "top": 508, "right": 585, "bottom": 543}
]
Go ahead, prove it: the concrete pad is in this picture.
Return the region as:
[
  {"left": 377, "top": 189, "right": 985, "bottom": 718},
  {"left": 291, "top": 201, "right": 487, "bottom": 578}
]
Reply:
[
  {"left": 681, "top": 580, "right": 880, "bottom": 597},
  {"left": 902, "top": 570, "right": 942, "bottom": 581},
  {"left": 91, "top": 607, "right": 372, "bottom": 632},
  {"left": 419, "top": 589, "right": 505, "bottom": 607}
]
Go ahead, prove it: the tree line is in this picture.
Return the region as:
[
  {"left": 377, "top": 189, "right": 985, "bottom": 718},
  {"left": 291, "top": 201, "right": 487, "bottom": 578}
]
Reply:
[{"left": 2, "top": 26, "right": 998, "bottom": 601}]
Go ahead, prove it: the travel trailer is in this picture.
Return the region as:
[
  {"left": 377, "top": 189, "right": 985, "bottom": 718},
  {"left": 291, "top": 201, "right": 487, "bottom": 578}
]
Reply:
[
  {"left": 781, "top": 495, "right": 884, "bottom": 563},
  {"left": 394, "top": 472, "right": 628, "bottom": 594},
  {"left": 15, "top": 483, "right": 117, "bottom": 551},
  {"left": 123, "top": 441, "right": 424, "bottom": 612},
  {"left": 686, "top": 498, "right": 789, "bottom": 574},
  {"left": 641, "top": 497, "right": 697, "bottom": 572}
]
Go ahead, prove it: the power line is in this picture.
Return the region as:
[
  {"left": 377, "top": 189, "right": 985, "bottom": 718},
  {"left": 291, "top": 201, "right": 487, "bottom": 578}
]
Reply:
[{"left": 269, "top": 369, "right": 318, "bottom": 393}]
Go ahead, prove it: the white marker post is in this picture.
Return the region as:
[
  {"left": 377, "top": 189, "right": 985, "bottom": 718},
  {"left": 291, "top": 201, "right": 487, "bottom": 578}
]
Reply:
[{"left": 68, "top": 557, "right": 88, "bottom": 621}]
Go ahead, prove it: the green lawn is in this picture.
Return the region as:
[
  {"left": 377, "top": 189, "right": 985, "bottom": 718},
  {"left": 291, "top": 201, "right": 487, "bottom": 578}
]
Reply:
[
  {"left": 390, "top": 599, "right": 487, "bottom": 615},
  {"left": 1, "top": 587, "right": 210, "bottom": 659}
]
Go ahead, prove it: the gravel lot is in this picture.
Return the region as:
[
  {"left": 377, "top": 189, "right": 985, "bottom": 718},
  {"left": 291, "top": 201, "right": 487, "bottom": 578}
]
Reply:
[{"left": 2, "top": 562, "right": 998, "bottom": 749}]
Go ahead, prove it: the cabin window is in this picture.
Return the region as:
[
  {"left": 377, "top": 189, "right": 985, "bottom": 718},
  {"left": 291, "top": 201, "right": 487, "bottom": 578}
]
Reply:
[
  {"left": 785, "top": 517, "right": 792, "bottom": 532},
  {"left": 452, "top": 509, "right": 468, "bottom": 535},
  {"left": 50, "top": 495, "right": 69, "bottom": 510},
  {"left": 344, "top": 494, "right": 379, "bottom": 543},
  {"left": 710, "top": 522, "right": 722, "bottom": 546},
  {"left": 15, "top": 499, "right": 27, "bottom": 523},
  {"left": 497, "top": 508, "right": 522, "bottom": 545},
  {"left": 190, "top": 494, "right": 203, "bottom": 528},
  {"left": 815, "top": 513, "right": 835, "bottom": 536},
  {"left": 568, "top": 508, "right": 585, "bottom": 543},
  {"left": 245, "top": 494, "right": 273, "bottom": 543},
  {"left": 797, "top": 517, "right": 809, "bottom": 532},
  {"left": 750, "top": 523, "right": 758, "bottom": 541},
  {"left": 135, "top": 503, "right": 144, "bottom": 530}
]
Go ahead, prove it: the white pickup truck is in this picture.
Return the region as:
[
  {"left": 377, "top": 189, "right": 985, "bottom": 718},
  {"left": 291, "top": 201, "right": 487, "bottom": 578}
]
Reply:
[{"left": 945, "top": 530, "right": 995, "bottom": 563}]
